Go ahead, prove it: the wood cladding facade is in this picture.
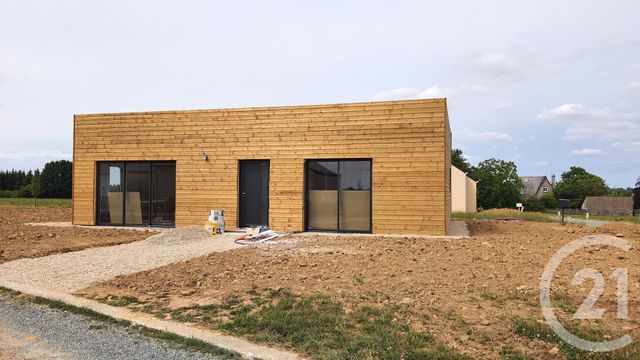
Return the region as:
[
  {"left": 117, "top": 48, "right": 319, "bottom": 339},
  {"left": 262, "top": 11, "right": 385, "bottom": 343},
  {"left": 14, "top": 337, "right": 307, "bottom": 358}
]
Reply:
[{"left": 73, "top": 99, "right": 452, "bottom": 235}]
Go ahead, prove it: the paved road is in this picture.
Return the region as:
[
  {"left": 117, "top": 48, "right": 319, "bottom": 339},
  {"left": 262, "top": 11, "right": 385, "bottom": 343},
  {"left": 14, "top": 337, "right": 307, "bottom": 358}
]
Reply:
[{"left": 0, "top": 294, "right": 222, "bottom": 360}]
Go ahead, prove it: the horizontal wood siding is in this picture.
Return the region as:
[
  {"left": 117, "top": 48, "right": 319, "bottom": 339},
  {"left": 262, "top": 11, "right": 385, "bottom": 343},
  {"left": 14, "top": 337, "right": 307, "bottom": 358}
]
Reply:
[{"left": 73, "top": 99, "right": 450, "bottom": 235}]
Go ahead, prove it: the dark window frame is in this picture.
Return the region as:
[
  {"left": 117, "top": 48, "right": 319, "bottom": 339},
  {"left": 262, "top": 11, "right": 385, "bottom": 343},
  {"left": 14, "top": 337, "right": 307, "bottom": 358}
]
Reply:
[
  {"left": 304, "top": 158, "right": 372, "bottom": 233},
  {"left": 95, "top": 160, "right": 176, "bottom": 228}
]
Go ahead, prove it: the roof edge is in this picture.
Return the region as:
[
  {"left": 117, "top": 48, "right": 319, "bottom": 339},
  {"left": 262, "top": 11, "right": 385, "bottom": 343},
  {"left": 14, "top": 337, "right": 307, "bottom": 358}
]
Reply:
[{"left": 74, "top": 98, "right": 447, "bottom": 118}]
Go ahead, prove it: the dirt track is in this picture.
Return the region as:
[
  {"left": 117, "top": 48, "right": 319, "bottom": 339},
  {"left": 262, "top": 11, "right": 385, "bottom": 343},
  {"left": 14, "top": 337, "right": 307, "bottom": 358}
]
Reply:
[
  {"left": 80, "top": 219, "right": 640, "bottom": 359},
  {"left": 0, "top": 206, "right": 154, "bottom": 263}
]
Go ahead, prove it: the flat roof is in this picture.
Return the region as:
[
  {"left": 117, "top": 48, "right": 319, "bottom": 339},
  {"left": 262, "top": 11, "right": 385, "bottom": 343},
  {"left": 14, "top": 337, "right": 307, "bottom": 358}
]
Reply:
[{"left": 74, "top": 98, "right": 447, "bottom": 117}]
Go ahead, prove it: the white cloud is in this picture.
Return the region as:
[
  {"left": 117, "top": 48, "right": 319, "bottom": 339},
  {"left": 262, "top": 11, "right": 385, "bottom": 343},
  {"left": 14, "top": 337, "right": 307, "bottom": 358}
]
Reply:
[
  {"left": 416, "top": 86, "right": 443, "bottom": 98},
  {"left": 570, "top": 148, "right": 602, "bottom": 156},
  {"left": 374, "top": 83, "right": 487, "bottom": 100},
  {"left": 537, "top": 104, "right": 640, "bottom": 153},
  {"left": 468, "top": 48, "right": 563, "bottom": 81},
  {"left": 611, "top": 141, "right": 640, "bottom": 152},
  {"left": 627, "top": 81, "right": 640, "bottom": 90},
  {"left": 563, "top": 120, "right": 639, "bottom": 141},
  {"left": 473, "top": 52, "right": 519, "bottom": 77},
  {"left": 531, "top": 160, "right": 549, "bottom": 167},
  {"left": 536, "top": 103, "right": 616, "bottom": 121},
  {"left": 455, "top": 129, "right": 513, "bottom": 142},
  {"left": 0, "top": 150, "right": 72, "bottom": 161},
  {"left": 372, "top": 87, "right": 419, "bottom": 100}
]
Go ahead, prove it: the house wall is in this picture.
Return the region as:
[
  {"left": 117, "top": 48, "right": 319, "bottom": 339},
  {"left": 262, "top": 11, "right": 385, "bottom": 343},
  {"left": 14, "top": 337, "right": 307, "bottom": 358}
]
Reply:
[
  {"left": 535, "top": 178, "right": 553, "bottom": 197},
  {"left": 73, "top": 99, "right": 451, "bottom": 235},
  {"left": 465, "top": 177, "right": 477, "bottom": 213},
  {"left": 451, "top": 165, "right": 477, "bottom": 213},
  {"left": 581, "top": 196, "right": 634, "bottom": 216},
  {"left": 443, "top": 108, "right": 452, "bottom": 234},
  {"left": 451, "top": 166, "right": 467, "bottom": 212}
]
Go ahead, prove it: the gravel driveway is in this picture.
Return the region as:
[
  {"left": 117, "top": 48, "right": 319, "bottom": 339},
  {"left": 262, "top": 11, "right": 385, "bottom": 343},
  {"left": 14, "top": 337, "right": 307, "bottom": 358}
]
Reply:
[
  {"left": 0, "top": 293, "right": 222, "bottom": 360},
  {"left": 0, "top": 227, "right": 242, "bottom": 293}
]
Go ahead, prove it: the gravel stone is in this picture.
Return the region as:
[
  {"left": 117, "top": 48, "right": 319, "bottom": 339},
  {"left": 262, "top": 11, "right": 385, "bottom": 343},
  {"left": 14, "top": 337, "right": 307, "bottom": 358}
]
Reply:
[
  {"left": 0, "top": 226, "right": 242, "bottom": 293},
  {"left": 0, "top": 293, "right": 222, "bottom": 359}
]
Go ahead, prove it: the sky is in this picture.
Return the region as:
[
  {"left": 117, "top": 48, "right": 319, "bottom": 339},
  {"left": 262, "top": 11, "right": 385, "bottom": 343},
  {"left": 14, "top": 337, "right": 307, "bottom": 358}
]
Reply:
[{"left": 0, "top": 1, "right": 638, "bottom": 187}]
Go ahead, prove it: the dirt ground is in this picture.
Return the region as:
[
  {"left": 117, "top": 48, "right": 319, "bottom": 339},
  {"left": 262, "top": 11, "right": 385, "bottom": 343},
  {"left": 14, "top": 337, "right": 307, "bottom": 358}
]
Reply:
[
  {"left": 0, "top": 206, "right": 155, "bottom": 263},
  {"left": 80, "top": 220, "right": 640, "bottom": 359}
]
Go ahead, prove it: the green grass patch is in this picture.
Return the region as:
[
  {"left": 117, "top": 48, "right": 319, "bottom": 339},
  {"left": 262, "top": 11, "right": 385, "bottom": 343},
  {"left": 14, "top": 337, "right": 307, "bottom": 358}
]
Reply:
[
  {"left": 453, "top": 211, "right": 557, "bottom": 222},
  {"left": 566, "top": 214, "right": 640, "bottom": 225},
  {"left": 512, "top": 317, "right": 639, "bottom": 359},
  {"left": 223, "top": 292, "right": 466, "bottom": 359},
  {"left": 147, "top": 290, "right": 467, "bottom": 359},
  {"left": 479, "top": 289, "right": 505, "bottom": 307},
  {"left": 0, "top": 287, "right": 240, "bottom": 359},
  {"left": 96, "top": 294, "right": 143, "bottom": 307},
  {"left": 499, "top": 345, "right": 535, "bottom": 360},
  {"left": 0, "top": 198, "right": 72, "bottom": 207}
]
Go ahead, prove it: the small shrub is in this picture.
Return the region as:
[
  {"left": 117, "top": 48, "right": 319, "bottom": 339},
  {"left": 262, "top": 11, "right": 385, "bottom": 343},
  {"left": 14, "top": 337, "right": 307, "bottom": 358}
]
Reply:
[
  {"left": 522, "top": 197, "right": 544, "bottom": 212},
  {"left": 540, "top": 194, "right": 558, "bottom": 209}
]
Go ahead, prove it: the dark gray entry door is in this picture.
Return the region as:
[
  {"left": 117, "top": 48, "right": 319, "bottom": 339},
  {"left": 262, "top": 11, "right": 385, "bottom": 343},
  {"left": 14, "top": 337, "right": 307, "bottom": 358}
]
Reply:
[{"left": 239, "top": 160, "right": 270, "bottom": 227}]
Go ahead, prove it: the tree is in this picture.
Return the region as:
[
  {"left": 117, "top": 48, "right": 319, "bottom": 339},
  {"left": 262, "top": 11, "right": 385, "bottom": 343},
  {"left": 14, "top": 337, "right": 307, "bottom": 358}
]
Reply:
[
  {"left": 40, "top": 160, "right": 72, "bottom": 198},
  {"left": 452, "top": 148, "right": 472, "bottom": 174},
  {"left": 31, "top": 170, "right": 41, "bottom": 207},
  {"left": 470, "top": 158, "right": 523, "bottom": 209},
  {"left": 523, "top": 196, "right": 544, "bottom": 212},
  {"left": 608, "top": 187, "right": 633, "bottom": 196},
  {"left": 540, "top": 193, "right": 558, "bottom": 209},
  {"left": 554, "top": 167, "right": 607, "bottom": 208}
]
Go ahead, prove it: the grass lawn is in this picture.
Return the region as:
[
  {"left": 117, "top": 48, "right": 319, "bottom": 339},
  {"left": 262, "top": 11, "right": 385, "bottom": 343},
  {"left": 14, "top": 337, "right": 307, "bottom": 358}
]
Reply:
[
  {"left": 453, "top": 211, "right": 557, "bottom": 222},
  {"left": 93, "top": 290, "right": 467, "bottom": 360},
  {"left": 0, "top": 198, "right": 71, "bottom": 207},
  {"left": 565, "top": 213, "right": 640, "bottom": 225}
]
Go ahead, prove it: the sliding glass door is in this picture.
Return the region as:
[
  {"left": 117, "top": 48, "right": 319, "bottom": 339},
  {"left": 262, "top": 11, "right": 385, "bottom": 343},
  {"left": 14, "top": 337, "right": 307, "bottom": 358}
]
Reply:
[
  {"left": 97, "top": 163, "right": 124, "bottom": 225},
  {"left": 125, "top": 163, "right": 151, "bottom": 225},
  {"left": 96, "top": 161, "right": 175, "bottom": 226},
  {"left": 305, "top": 159, "right": 371, "bottom": 233},
  {"left": 151, "top": 162, "right": 176, "bottom": 226}
]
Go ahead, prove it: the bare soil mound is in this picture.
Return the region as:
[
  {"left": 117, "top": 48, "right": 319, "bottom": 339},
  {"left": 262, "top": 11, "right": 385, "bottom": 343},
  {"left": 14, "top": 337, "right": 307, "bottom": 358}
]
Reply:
[{"left": 0, "top": 206, "right": 155, "bottom": 263}]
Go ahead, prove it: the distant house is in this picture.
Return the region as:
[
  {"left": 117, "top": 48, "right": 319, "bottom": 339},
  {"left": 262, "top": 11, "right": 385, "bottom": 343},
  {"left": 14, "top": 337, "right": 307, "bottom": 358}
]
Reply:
[
  {"left": 520, "top": 176, "right": 554, "bottom": 198},
  {"left": 451, "top": 166, "right": 477, "bottom": 213},
  {"left": 581, "top": 196, "right": 633, "bottom": 216}
]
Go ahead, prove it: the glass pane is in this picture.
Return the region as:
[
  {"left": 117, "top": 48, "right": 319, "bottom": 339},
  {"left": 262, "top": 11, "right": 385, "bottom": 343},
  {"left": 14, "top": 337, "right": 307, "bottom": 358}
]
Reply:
[
  {"left": 307, "top": 161, "right": 338, "bottom": 230},
  {"left": 98, "top": 163, "right": 123, "bottom": 225},
  {"left": 125, "top": 163, "right": 150, "bottom": 225},
  {"left": 151, "top": 162, "right": 176, "bottom": 225},
  {"left": 339, "top": 160, "right": 371, "bottom": 231}
]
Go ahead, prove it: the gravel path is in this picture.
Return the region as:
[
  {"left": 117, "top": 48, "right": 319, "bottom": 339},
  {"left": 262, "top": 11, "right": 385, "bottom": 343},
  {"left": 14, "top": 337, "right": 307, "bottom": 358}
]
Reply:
[
  {"left": 0, "top": 227, "right": 242, "bottom": 293},
  {"left": 0, "top": 293, "right": 222, "bottom": 360}
]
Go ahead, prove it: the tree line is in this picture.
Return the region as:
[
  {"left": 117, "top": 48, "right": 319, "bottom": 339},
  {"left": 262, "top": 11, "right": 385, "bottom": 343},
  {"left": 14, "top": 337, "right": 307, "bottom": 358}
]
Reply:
[
  {"left": 452, "top": 149, "right": 639, "bottom": 211},
  {"left": 0, "top": 160, "right": 72, "bottom": 199}
]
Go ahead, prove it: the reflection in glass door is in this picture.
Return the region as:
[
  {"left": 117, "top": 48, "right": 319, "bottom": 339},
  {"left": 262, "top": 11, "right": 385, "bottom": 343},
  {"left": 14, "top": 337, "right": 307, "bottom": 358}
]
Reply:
[
  {"left": 97, "top": 163, "right": 124, "bottom": 225},
  {"left": 125, "top": 163, "right": 150, "bottom": 225},
  {"left": 339, "top": 160, "right": 371, "bottom": 232},
  {"left": 305, "top": 159, "right": 371, "bottom": 233},
  {"left": 151, "top": 162, "right": 176, "bottom": 225},
  {"left": 96, "top": 161, "right": 175, "bottom": 226},
  {"left": 307, "top": 161, "right": 338, "bottom": 230}
]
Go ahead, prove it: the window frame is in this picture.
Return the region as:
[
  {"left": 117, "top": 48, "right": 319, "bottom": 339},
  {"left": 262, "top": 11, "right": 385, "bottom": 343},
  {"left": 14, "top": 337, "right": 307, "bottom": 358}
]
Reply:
[
  {"left": 303, "top": 158, "right": 372, "bottom": 233},
  {"left": 95, "top": 160, "right": 176, "bottom": 227}
]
